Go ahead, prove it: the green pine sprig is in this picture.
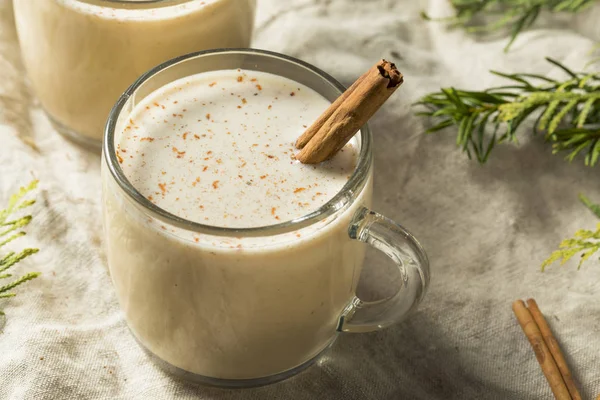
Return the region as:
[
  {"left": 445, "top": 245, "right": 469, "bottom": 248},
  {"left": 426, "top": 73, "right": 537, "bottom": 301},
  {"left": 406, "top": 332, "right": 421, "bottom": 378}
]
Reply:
[
  {"left": 542, "top": 194, "right": 600, "bottom": 269},
  {"left": 422, "top": 0, "right": 597, "bottom": 51},
  {"left": 414, "top": 57, "right": 600, "bottom": 166},
  {"left": 0, "top": 180, "right": 41, "bottom": 317}
]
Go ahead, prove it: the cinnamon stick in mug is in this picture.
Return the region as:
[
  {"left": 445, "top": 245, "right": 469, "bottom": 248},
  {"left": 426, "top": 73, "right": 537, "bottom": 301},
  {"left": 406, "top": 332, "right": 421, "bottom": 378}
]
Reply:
[{"left": 295, "top": 60, "right": 403, "bottom": 164}]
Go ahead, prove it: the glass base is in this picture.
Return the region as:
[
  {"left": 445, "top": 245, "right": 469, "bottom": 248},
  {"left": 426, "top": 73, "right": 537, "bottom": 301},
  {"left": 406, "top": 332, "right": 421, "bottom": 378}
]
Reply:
[
  {"left": 46, "top": 112, "right": 102, "bottom": 152},
  {"left": 136, "top": 336, "right": 337, "bottom": 388}
]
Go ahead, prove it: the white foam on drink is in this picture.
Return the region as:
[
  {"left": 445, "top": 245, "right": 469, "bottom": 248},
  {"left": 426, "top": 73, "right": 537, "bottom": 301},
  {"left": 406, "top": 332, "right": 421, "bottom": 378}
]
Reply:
[{"left": 116, "top": 69, "right": 359, "bottom": 228}]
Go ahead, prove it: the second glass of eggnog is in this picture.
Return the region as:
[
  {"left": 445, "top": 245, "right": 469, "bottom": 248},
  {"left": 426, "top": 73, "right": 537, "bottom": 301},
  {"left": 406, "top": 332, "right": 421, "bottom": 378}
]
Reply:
[
  {"left": 102, "top": 49, "right": 430, "bottom": 387},
  {"left": 14, "top": 0, "right": 256, "bottom": 148}
]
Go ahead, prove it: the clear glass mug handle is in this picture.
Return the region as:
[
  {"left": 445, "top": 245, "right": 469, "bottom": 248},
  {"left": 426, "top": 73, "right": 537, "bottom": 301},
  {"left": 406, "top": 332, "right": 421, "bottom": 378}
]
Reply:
[{"left": 338, "top": 207, "right": 430, "bottom": 333}]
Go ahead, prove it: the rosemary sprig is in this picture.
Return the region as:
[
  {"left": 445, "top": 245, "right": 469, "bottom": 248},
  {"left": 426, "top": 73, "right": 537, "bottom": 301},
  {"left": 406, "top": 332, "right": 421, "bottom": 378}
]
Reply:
[
  {"left": 542, "top": 194, "right": 600, "bottom": 270},
  {"left": 0, "top": 180, "right": 41, "bottom": 318},
  {"left": 423, "top": 0, "right": 597, "bottom": 51},
  {"left": 414, "top": 58, "right": 600, "bottom": 166}
]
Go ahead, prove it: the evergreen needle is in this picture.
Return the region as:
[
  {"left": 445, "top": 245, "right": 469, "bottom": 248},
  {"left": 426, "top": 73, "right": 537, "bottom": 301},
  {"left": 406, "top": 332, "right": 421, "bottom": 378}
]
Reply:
[
  {"left": 414, "top": 58, "right": 600, "bottom": 165},
  {"left": 0, "top": 181, "right": 40, "bottom": 319},
  {"left": 542, "top": 195, "right": 600, "bottom": 270},
  {"left": 423, "top": 0, "right": 597, "bottom": 51}
]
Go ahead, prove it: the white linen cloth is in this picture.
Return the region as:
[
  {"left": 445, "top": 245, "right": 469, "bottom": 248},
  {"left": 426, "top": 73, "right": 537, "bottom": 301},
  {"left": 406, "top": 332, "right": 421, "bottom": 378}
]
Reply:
[{"left": 1, "top": 0, "right": 599, "bottom": 398}]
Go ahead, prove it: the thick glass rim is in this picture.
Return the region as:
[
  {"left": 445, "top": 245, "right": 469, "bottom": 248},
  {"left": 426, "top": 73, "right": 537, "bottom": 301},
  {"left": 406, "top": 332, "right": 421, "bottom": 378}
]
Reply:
[{"left": 103, "top": 48, "right": 372, "bottom": 237}]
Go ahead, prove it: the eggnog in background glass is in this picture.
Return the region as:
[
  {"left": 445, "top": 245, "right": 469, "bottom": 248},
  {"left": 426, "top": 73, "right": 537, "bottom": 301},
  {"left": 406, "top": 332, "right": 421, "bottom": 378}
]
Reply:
[
  {"left": 13, "top": 0, "right": 256, "bottom": 148},
  {"left": 102, "top": 49, "right": 430, "bottom": 387}
]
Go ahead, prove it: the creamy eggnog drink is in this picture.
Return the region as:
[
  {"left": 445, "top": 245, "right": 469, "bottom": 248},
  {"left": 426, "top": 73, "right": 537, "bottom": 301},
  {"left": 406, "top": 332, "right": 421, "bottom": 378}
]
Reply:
[
  {"left": 14, "top": 0, "right": 255, "bottom": 146},
  {"left": 102, "top": 50, "right": 430, "bottom": 386}
]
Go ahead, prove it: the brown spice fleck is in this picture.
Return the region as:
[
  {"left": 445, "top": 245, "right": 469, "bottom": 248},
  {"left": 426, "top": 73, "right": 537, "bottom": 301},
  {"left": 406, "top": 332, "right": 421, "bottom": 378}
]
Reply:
[
  {"left": 237, "top": 76, "right": 243, "bottom": 82},
  {"left": 203, "top": 166, "right": 208, "bottom": 172},
  {"left": 242, "top": 98, "right": 247, "bottom": 104},
  {"left": 192, "top": 177, "right": 201, "bottom": 187},
  {"left": 260, "top": 175, "right": 267, "bottom": 179},
  {"left": 251, "top": 78, "right": 257, "bottom": 82},
  {"left": 194, "top": 134, "right": 200, "bottom": 139},
  {"left": 268, "top": 105, "right": 272, "bottom": 110},
  {"left": 148, "top": 195, "right": 153, "bottom": 201},
  {"left": 172, "top": 147, "right": 186, "bottom": 158},
  {"left": 271, "top": 207, "right": 276, "bottom": 216},
  {"left": 294, "top": 188, "right": 306, "bottom": 194},
  {"left": 256, "top": 84, "right": 262, "bottom": 91},
  {"left": 183, "top": 132, "right": 189, "bottom": 140},
  {"left": 209, "top": 82, "right": 217, "bottom": 87},
  {"left": 290, "top": 92, "right": 296, "bottom": 96},
  {"left": 140, "top": 137, "right": 154, "bottom": 142},
  {"left": 212, "top": 180, "right": 220, "bottom": 189},
  {"left": 206, "top": 113, "right": 211, "bottom": 120},
  {"left": 116, "top": 152, "right": 124, "bottom": 164},
  {"left": 158, "top": 183, "right": 167, "bottom": 194}
]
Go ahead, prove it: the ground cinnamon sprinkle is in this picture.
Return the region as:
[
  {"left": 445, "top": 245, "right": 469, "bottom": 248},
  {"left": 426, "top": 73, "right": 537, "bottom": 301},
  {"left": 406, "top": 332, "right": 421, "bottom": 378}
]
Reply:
[
  {"left": 116, "top": 152, "right": 124, "bottom": 164},
  {"left": 172, "top": 147, "right": 186, "bottom": 158},
  {"left": 116, "top": 69, "right": 357, "bottom": 230}
]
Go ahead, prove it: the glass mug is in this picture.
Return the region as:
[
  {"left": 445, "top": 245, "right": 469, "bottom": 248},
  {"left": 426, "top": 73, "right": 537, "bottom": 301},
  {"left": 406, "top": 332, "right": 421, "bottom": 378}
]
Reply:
[
  {"left": 13, "top": 0, "right": 256, "bottom": 149},
  {"left": 101, "top": 49, "right": 430, "bottom": 387}
]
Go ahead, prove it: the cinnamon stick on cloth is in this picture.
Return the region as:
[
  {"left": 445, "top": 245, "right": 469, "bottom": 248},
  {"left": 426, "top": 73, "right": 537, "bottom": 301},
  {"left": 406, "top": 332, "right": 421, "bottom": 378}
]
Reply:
[
  {"left": 295, "top": 60, "right": 403, "bottom": 164},
  {"left": 512, "top": 300, "right": 572, "bottom": 400}
]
